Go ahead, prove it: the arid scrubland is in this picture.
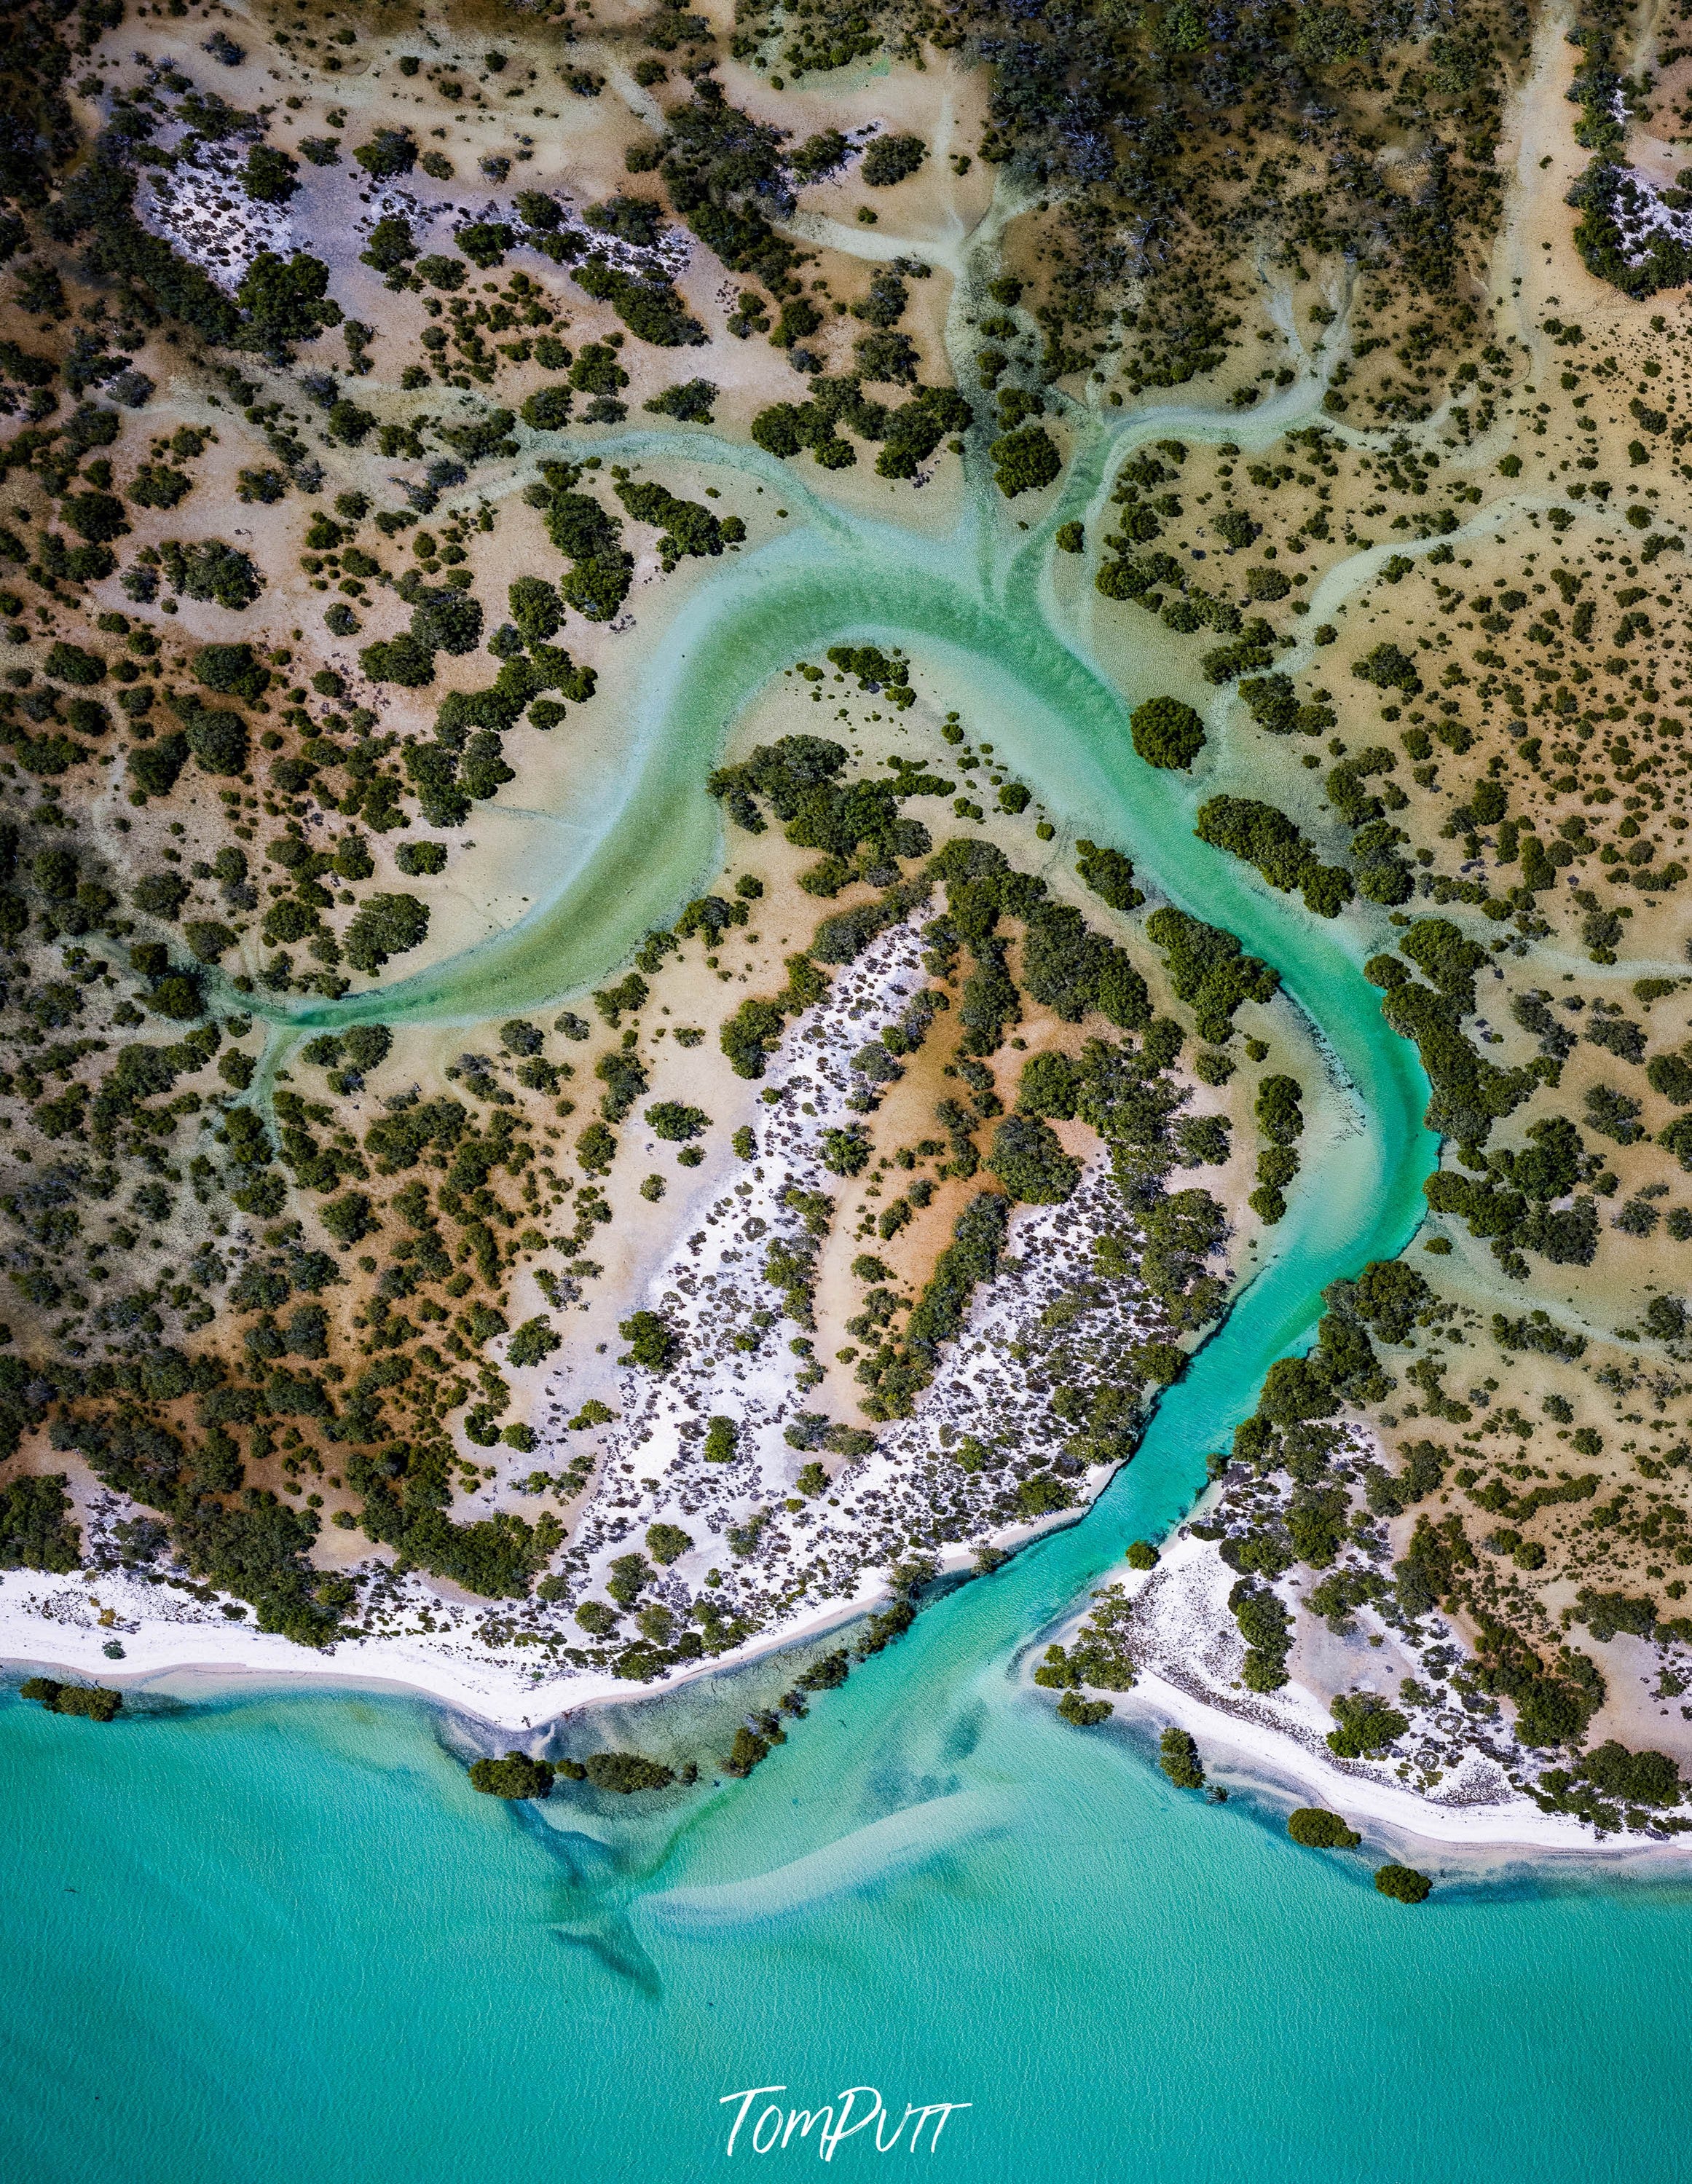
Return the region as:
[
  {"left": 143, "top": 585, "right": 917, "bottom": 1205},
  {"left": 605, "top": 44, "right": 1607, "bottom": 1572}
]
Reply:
[{"left": 4, "top": 0, "right": 1692, "bottom": 1824}]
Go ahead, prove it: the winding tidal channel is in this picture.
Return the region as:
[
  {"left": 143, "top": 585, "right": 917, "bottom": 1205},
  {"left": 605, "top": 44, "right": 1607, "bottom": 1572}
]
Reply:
[{"left": 8, "top": 407, "right": 1692, "bottom": 2184}]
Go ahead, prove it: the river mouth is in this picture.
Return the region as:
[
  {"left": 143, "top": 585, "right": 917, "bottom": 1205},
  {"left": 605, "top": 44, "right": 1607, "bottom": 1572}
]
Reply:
[{"left": 219, "top": 383, "right": 1441, "bottom": 1839}]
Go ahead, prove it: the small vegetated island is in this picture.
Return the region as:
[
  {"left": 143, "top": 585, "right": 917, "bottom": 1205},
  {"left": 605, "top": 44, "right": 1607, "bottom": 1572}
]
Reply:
[{"left": 0, "top": 0, "right": 1689, "bottom": 1845}]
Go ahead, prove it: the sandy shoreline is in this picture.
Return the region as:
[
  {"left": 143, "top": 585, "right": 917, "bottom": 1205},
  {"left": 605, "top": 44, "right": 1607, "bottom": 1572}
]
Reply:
[
  {"left": 1120, "top": 1668, "right": 1652, "bottom": 1860},
  {"left": 9, "top": 1533, "right": 1688, "bottom": 1867},
  {"left": 1076, "top": 1529, "right": 1692, "bottom": 1864},
  {"left": 0, "top": 1563, "right": 881, "bottom": 1730},
  {"left": 0, "top": 1515, "right": 1077, "bottom": 1730}
]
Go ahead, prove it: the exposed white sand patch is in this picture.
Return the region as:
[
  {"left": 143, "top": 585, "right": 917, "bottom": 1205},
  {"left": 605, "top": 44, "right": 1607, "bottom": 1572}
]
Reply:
[
  {"left": 540, "top": 913, "right": 1168, "bottom": 1649},
  {"left": 347, "top": 186, "right": 696, "bottom": 287},
  {"left": 138, "top": 141, "right": 294, "bottom": 291},
  {"left": 1082, "top": 1528, "right": 1692, "bottom": 1856},
  {"left": 1, "top": 918, "right": 1184, "bottom": 1724},
  {"left": 1579, "top": 162, "right": 1692, "bottom": 267},
  {"left": 1126, "top": 1663, "right": 1644, "bottom": 1856}
]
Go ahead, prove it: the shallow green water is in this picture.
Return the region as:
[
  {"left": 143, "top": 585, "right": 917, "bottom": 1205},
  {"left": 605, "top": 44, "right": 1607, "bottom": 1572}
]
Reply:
[{"left": 10, "top": 412, "right": 1689, "bottom": 2178}]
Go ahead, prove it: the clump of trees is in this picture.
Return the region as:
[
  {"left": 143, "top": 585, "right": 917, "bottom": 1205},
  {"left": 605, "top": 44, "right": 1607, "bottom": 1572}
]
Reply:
[
  {"left": 1326, "top": 1689, "right": 1408, "bottom": 1759},
  {"left": 619, "top": 1309, "right": 680, "bottom": 1373},
  {"left": 20, "top": 1676, "right": 121, "bottom": 1721},
  {"left": 526, "top": 460, "right": 634, "bottom": 622},
  {"left": 1130, "top": 695, "right": 1205, "bottom": 770},
  {"left": 160, "top": 540, "right": 263, "bottom": 610},
  {"left": 1286, "top": 1807, "right": 1359, "bottom": 1848},
  {"left": 1228, "top": 1576, "right": 1291, "bottom": 1689},
  {"left": 1145, "top": 908, "right": 1278, "bottom": 1044},
  {"left": 990, "top": 425, "right": 1061, "bottom": 497},
  {"left": 573, "top": 257, "right": 705, "bottom": 347},
  {"left": 1251, "top": 1073, "right": 1303, "bottom": 1224},
  {"left": 1036, "top": 1585, "right": 1136, "bottom": 1700},
  {"left": 861, "top": 133, "right": 926, "bottom": 186},
  {"left": 1534, "top": 1739, "right": 1683, "bottom": 1828},
  {"left": 468, "top": 1751, "right": 554, "bottom": 1797},
  {"left": 752, "top": 378, "right": 971, "bottom": 480},
  {"left": 570, "top": 1750, "right": 677, "bottom": 1791},
  {"left": 1075, "top": 840, "right": 1143, "bottom": 911},
  {"left": 645, "top": 377, "right": 718, "bottom": 422},
  {"left": 345, "top": 895, "right": 429, "bottom": 977},
  {"left": 0, "top": 1473, "right": 80, "bottom": 1571},
  {"left": 1158, "top": 1725, "right": 1205, "bottom": 1788},
  {"left": 988, "top": 1113, "right": 1078, "bottom": 1202},
  {"left": 353, "top": 129, "right": 417, "bottom": 179},
  {"left": 615, "top": 477, "right": 745, "bottom": 568},
  {"left": 1195, "top": 795, "right": 1353, "bottom": 918}
]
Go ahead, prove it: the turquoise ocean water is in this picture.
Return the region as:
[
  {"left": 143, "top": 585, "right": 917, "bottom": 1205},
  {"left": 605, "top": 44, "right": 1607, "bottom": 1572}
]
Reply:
[
  {"left": 7, "top": 406, "right": 1691, "bottom": 2180},
  {"left": 6, "top": 1599, "right": 1692, "bottom": 2184}
]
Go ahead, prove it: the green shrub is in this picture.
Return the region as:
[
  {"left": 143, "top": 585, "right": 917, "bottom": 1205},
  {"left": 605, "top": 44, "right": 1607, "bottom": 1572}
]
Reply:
[
  {"left": 468, "top": 1751, "right": 554, "bottom": 1797},
  {"left": 1326, "top": 1690, "right": 1408, "bottom": 1759},
  {"left": 618, "top": 1309, "right": 679, "bottom": 1373},
  {"left": 1352, "top": 642, "right": 1422, "bottom": 696},
  {"left": 416, "top": 253, "right": 467, "bottom": 291},
  {"left": 1195, "top": 794, "right": 1352, "bottom": 915},
  {"left": 360, "top": 215, "right": 416, "bottom": 273},
  {"left": 193, "top": 642, "right": 267, "bottom": 700},
  {"left": 506, "top": 1316, "right": 559, "bottom": 1368},
  {"left": 1256, "top": 1074, "right": 1304, "bottom": 1144},
  {"left": 162, "top": 538, "right": 263, "bottom": 609},
  {"left": 990, "top": 425, "right": 1061, "bottom": 497},
  {"left": 576, "top": 1121, "right": 616, "bottom": 1175},
  {"left": 645, "top": 1100, "right": 709, "bottom": 1141},
  {"left": 345, "top": 894, "right": 428, "bottom": 974},
  {"left": 319, "top": 1193, "right": 375, "bottom": 1245},
  {"left": 127, "top": 733, "right": 189, "bottom": 799},
  {"left": 1145, "top": 906, "right": 1278, "bottom": 1043},
  {"left": 182, "top": 706, "right": 248, "bottom": 776},
  {"left": 521, "top": 386, "right": 574, "bottom": 431},
  {"left": 821, "top": 1124, "right": 872, "bottom": 1175},
  {"left": 1374, "top": 1861, "right": 1431, "bottom": 1902},
  {"left": 184, "top": 920, "right": 235, "bottom": 962},
  {"left": 862, "top": 133, "right": 926, "bottom": 186},
  {"left": 1130, "top": 694, "right": 1205, "bottom": 770},
  {"left": 1074, "top": 839, "right": 1142, "bottom": 910},
  {"left": 571, "top": 259, "right": 704, "bottom": 347},
  {"left": 1287, "top": 1806, "right": 1360, "bottom": 1848},
  {"left": 987, "top": 1113, "right": 1079, "bottom": 1203},
  {"left": 353, "top": 129, "right": 417, "bottom": 178},
  {"left": 645, "top": 377, "right": 717, "bottom": 422},
  {"left": 583, "top": 1750, "right": 675, "bottom": 1791},
  {"left": 456, "top": 220, "right": 513, "bottom": 268},
  {"left": 20, "top": 1676, "right": 122, "bottom": 1721},
  {"left": 44, "top": 642, "right": 104, "bottom": 687},
  {"left": 240, "top": 143, "right": 300, "bottom": 203},
  {"left": 1158, "top": 1726, "right": 1204, "bottom": 1787},
  {"left": 0, "top": 1473, "right": 80, "bottom": 1572},
  {"left": 1648, "top": 1050, "right": 1692, "bottom": 1105},
  {"left": 60, "top": 492, "right": 128, "bottom": 545}
]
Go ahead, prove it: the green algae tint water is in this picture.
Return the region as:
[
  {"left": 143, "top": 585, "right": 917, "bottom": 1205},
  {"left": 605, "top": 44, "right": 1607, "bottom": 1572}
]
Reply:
[{"left": 9, "top": 412, "right": 1689, "bottom": 2183}]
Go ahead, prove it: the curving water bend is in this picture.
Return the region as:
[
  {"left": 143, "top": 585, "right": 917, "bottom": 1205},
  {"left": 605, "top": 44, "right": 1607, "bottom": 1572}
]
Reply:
[{"left": 15, "top": 391, "right": 1692, "bottom": 2184}]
